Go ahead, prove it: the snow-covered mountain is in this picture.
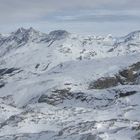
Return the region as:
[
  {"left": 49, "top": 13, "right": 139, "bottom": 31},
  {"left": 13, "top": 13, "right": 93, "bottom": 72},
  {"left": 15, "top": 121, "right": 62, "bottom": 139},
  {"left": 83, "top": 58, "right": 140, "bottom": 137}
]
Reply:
[{"left": 0, "top": 28, "right": 140, "bottom": 140}]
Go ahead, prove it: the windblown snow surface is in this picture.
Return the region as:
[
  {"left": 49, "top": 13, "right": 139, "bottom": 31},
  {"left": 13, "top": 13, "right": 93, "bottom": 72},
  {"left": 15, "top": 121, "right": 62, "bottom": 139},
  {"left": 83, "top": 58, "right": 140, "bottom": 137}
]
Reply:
[{"left": 0, "top": 27, "right": 140, "bottom": 140}]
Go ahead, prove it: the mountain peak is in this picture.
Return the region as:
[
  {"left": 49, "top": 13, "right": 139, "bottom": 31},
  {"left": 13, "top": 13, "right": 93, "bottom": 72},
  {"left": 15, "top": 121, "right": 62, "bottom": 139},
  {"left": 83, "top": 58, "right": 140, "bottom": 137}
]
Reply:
[
  {"left": 27, "top": 27, "right": 40, "bottom": 34},
  {"left": 9, "top": 27, "right": 47, "bottom": 43},
  {"left": 124, "top": 30, "right": 140, "bottom": 41},
  {"left": 114, "top": 30, "right": 140, "bottom": 45},
  {"left": 14, "top": 27, "right": 27, "bottom": 35},
  {"left": 13, "top": 27, "right": 41, "bottom": 36},
  {"left": 49, "top": 30, "right": 69, "bottom": 40}
]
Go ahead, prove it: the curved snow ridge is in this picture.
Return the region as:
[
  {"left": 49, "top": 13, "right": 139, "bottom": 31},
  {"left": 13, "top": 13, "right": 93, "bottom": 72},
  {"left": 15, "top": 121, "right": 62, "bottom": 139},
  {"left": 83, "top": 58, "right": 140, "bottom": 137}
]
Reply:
[{"left": 47, "top": 53, "right": 140, "bottom": 82}]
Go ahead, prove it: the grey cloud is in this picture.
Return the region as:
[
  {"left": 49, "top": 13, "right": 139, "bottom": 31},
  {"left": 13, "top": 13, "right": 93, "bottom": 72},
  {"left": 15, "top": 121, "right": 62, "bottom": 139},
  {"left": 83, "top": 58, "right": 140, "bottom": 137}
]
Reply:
[
  {"left": 55, "top": 15, "right": 140, "bottom": 22},
  {"left": 52, "top": 10, "right": 140, "bottom": 22},
  {"left": 0, "top": 0, "right": 140, "bottom": 33},
  {"left": 0, "top": 0, "right": 140, "bottom": 21}
]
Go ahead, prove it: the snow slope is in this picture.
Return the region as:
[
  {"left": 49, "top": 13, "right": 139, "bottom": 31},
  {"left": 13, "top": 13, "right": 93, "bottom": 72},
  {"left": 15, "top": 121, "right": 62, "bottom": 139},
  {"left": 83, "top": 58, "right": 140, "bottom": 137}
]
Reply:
[{"left": 0, "top": 28, "right": 140, "bottom": 140}]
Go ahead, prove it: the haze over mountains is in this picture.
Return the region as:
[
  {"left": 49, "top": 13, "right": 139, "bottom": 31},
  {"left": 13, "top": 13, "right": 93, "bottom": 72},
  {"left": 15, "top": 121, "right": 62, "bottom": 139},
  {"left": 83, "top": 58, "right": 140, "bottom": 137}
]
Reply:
[{"left": 0, "top": 28, "right": 140, "bottom": 140}]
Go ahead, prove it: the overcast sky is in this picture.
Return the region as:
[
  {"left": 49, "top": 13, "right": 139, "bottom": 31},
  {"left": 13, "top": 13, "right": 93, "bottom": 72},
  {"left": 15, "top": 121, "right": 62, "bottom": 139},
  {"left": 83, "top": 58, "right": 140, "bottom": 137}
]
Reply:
[{"left": 0, "top": 0, "right": 140, "bottom": 36}]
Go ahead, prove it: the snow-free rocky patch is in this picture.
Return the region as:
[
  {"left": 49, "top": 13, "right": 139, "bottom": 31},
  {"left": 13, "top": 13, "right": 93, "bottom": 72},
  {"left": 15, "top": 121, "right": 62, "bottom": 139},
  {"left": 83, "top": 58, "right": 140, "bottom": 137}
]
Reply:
[{"left": 0, "top": 28, "right": 140, "bottom": 140}]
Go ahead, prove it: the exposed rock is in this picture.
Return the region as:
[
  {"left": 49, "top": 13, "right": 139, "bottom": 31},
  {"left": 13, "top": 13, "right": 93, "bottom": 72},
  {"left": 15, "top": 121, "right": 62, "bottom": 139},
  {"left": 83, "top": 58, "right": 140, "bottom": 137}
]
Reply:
[
  {"left": 89, "top": 77, "right": 118, "bottom": 89},
  {"left": 0, "top": 82, "right": 5, "bottom": 88},
  {"left": 80, "top": 133, "right": 102, "bottom": 140},
  {"left": 38, "top": 88, "right": 72, "bottom": 105},
  {"left": 89, "top": 62, "right": 140, "bottom": 89},
  {"left": 116, "top": 91, "right": 137, "bottom": 98},
  {"left": 0, "top": 68, "right": 20, "bottom": 76},
  {"left": 119, "top": 69, "right": 134, "bottom": 80},
  {"left": 131, "top": 62, "right": 140, "bottom": 71},
  {"left": 35, "top": 64, "right": 40, "bottom": 69},
  {"left": 49, "top": 30, "right": 69, "bottom": 40}
]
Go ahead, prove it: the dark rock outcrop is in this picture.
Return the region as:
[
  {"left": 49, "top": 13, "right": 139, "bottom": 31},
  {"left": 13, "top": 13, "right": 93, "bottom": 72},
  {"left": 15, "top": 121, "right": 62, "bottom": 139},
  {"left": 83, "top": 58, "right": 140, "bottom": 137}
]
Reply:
[
  {"left": 89, "top": 62, "right": 140, "bottom": 89},
  {"left": 89, "top": 77, "right": 118, "bottom": 89},
  {"left": 49, "top": 30, "right": 69, "bottom": 40}
]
